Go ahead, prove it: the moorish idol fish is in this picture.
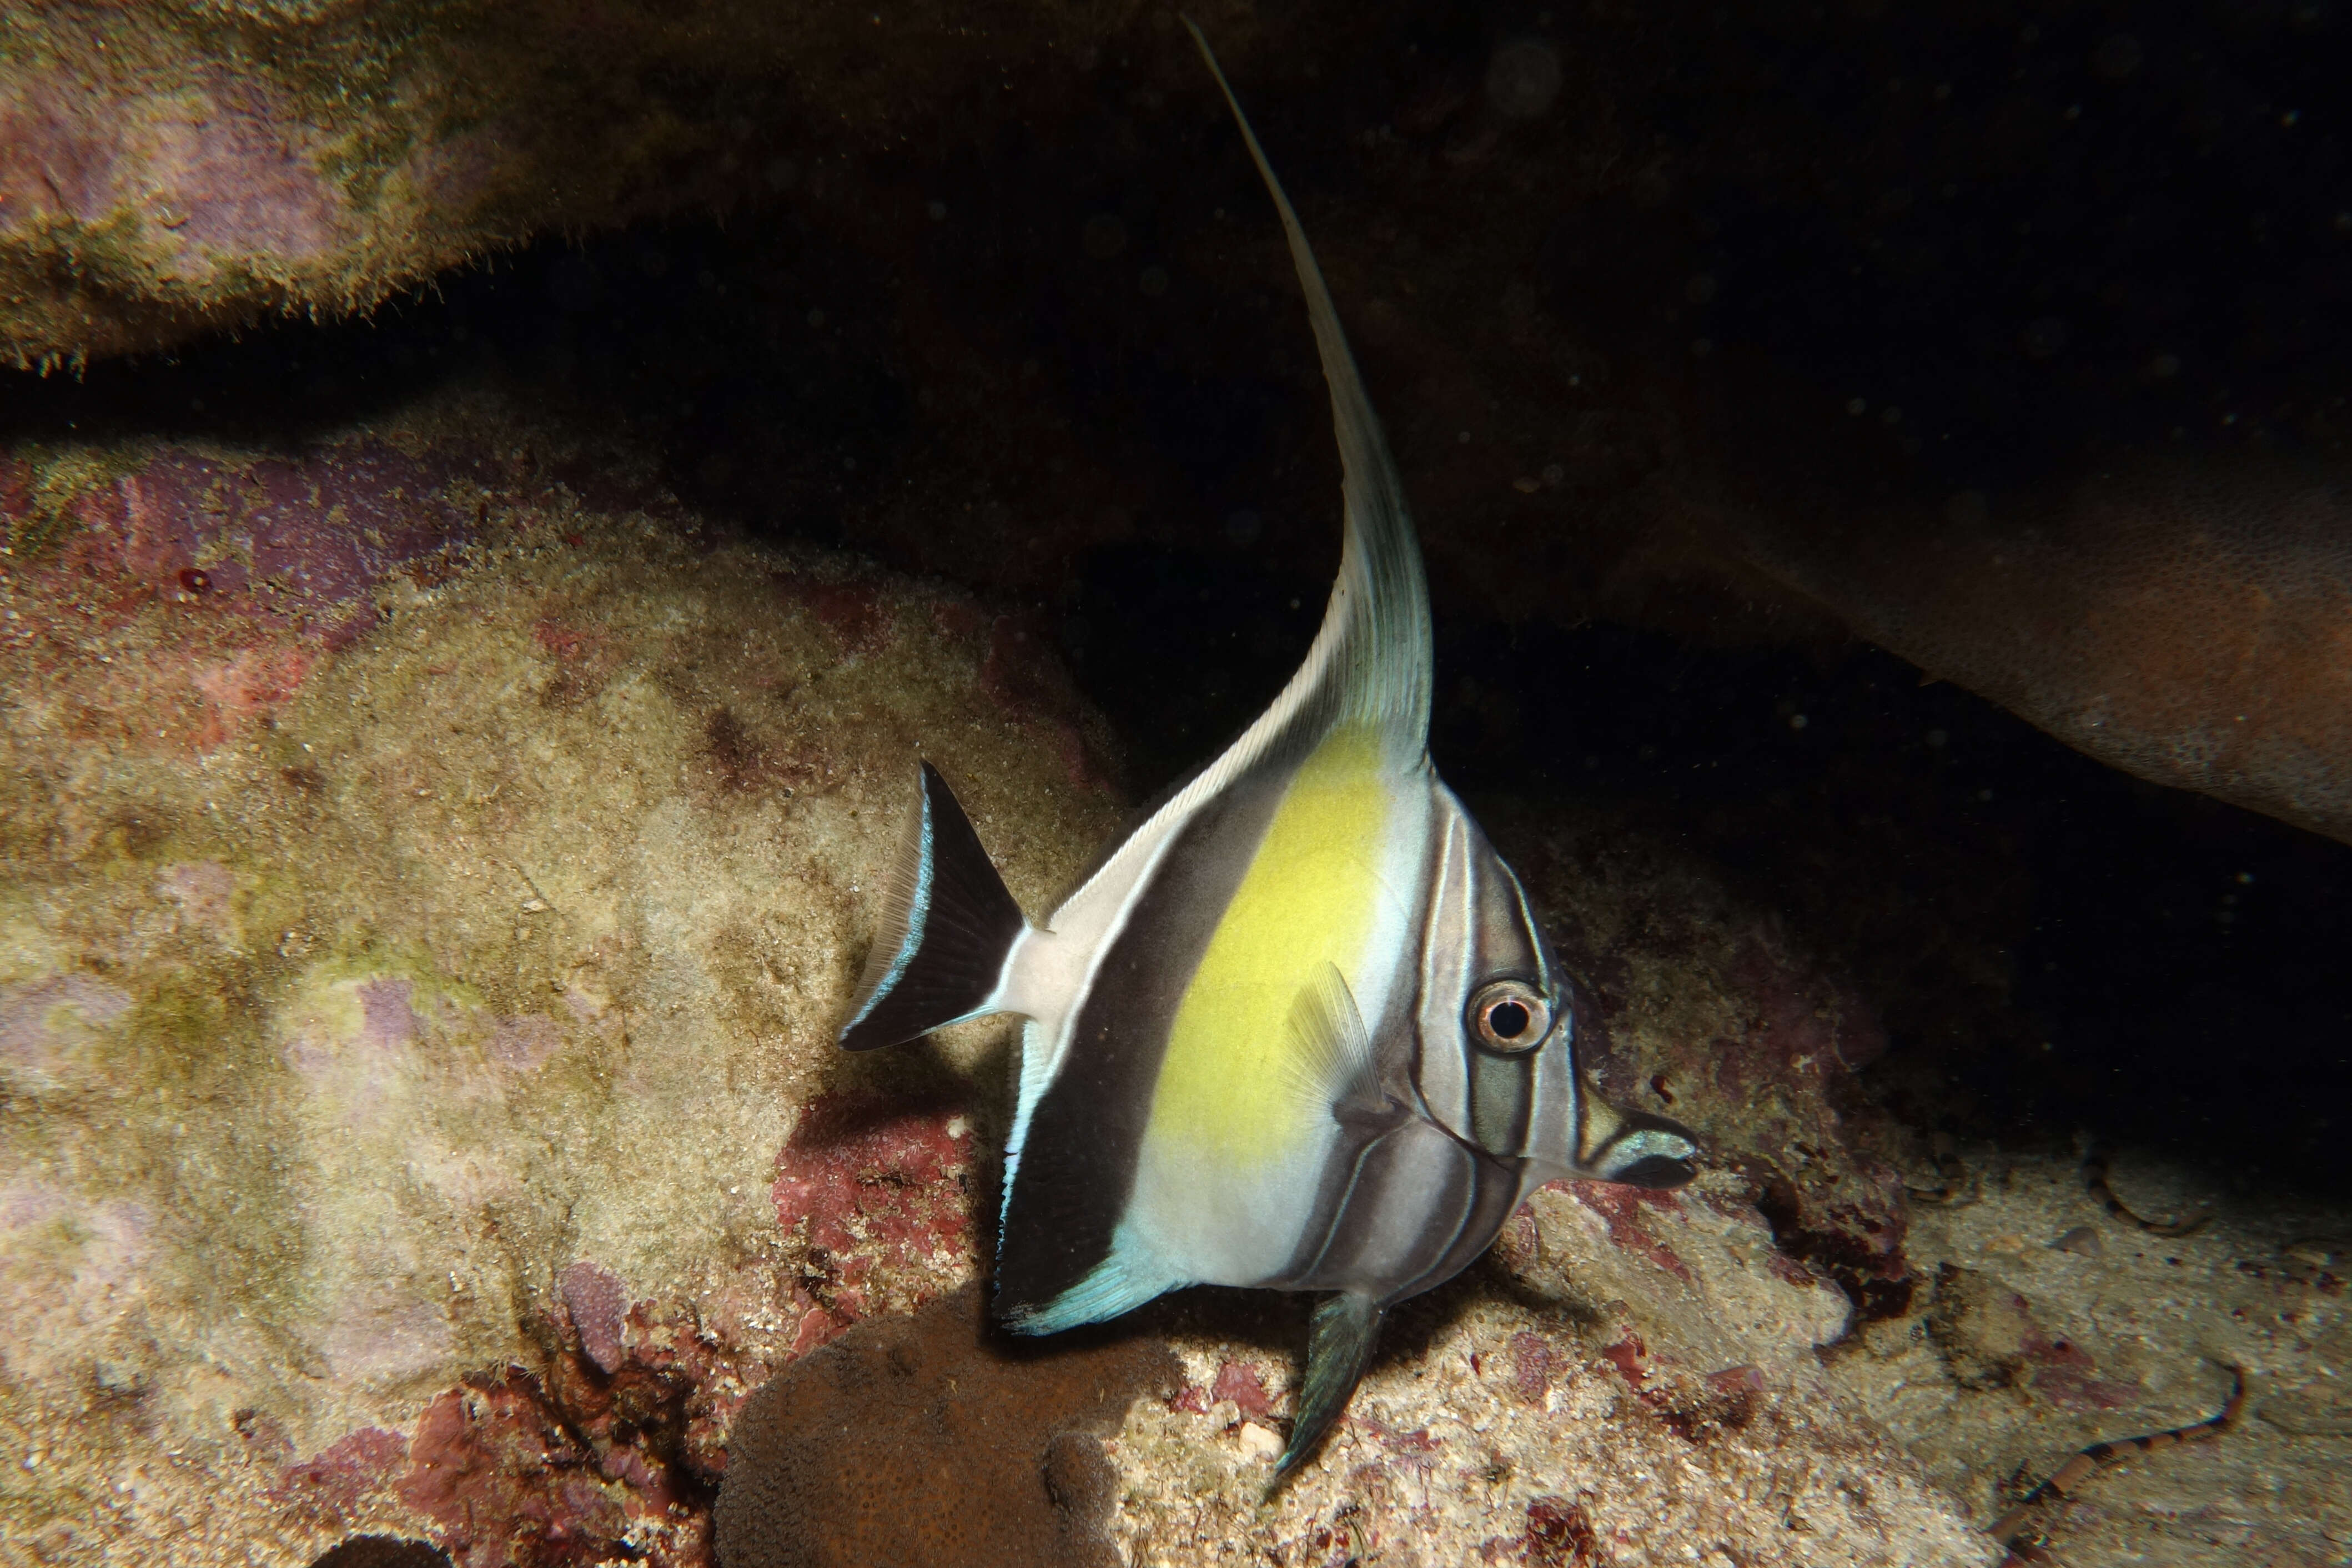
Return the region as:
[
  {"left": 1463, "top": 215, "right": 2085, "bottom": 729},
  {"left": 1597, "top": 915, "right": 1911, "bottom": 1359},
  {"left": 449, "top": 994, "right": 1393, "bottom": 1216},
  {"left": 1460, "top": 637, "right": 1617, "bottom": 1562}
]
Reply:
[{"left": 838, "top": 23, "right": 1700, "bottom": 1480}]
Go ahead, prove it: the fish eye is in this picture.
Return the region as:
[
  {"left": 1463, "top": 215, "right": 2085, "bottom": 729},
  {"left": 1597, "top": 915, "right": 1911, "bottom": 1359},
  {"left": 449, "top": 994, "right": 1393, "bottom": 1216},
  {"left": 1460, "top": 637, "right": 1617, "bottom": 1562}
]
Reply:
[{"left": 1468, "top": 980, "right": 1551, "bottom": 1054}]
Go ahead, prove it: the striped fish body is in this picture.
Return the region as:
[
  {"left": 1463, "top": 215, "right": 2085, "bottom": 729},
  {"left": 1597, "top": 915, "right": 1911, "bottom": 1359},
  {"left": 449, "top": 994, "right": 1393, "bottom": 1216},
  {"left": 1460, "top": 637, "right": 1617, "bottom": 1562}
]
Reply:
[
  {"left": 997, "top": 748, "right": 1649, "bottom": 1328},
  {"left": 837, "top": 26, "right": 1697, "bottom": 1481}
]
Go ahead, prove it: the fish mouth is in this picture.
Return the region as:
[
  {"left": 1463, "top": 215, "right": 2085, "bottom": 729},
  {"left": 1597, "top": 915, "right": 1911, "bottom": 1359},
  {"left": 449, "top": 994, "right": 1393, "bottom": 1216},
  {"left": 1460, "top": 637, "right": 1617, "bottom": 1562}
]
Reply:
[{"left": 1610, "top": 1152, "right": 1698, "bottom": 1189}]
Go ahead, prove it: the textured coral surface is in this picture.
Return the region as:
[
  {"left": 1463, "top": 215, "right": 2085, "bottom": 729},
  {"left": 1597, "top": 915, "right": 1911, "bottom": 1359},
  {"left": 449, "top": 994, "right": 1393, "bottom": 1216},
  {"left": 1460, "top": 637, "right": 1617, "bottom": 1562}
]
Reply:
[
  {"left": 0, "top": 398, "right": 1122, "bottom": 1565},
  {"left": 715, "top": 1285, "right": 1179, "bottom": 1568},
  {"left": 1840, "top": 1149, "right": 2352, "bottom": 1568},
  {"left": 1107, "top": 1190, "right": 1987, "bottom": 1568}
]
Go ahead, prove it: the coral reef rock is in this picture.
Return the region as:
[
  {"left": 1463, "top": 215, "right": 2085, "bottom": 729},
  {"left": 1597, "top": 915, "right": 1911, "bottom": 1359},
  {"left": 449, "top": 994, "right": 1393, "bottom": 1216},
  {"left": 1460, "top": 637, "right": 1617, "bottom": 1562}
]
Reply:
[
  {"left": 1490, "top": 801, "right": 1921, "bottom": 1326},
  {"left": 0, "top": 398, "right": 1124, "bottom": 1566},
  {"left": 1706, "top": 456, "right": 2352, "bottom": 849},
  {"left": 0, "top": 0, "right": 1163, "bottom": 367},
  {"left": 0, "top": 416, "right": 2012, "bottom": 1561},
  {"left": 1835, "top": 1148, "right": 2352, "bottom": 1568},
  {"left": 12, "top": 385, "right": 2328, "bottom": 1568},
  {"left": 1107, "top": 1161, "right": 1993, "bottom": 1567}
]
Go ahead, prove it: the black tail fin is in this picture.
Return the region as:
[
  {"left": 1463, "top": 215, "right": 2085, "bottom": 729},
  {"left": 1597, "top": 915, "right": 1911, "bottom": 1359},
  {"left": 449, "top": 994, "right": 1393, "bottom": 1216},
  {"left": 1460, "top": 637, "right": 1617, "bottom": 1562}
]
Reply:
[{"left": 838, "top": 762, "right": 1028, "bottom": 1051}]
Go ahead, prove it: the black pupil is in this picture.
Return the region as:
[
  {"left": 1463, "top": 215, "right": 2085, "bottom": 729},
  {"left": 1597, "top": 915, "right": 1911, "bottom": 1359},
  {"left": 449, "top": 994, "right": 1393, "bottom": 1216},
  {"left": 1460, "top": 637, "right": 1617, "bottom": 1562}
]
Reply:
[{"left": 1487, "top": 1000, "right": 1531, "bottom": 1039}]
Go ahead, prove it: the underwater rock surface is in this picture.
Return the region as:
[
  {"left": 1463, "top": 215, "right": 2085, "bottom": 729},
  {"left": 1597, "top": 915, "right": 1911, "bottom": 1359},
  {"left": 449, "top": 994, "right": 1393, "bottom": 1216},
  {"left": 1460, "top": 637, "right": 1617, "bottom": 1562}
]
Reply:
[
  {"left": 0, "top": 400, "right": 1123, "bottom": 1564},
  {"left": 12, "top": 0, "right": 2345, "bottom": 854},
  {"left": 1777, "top": 461, "right": 2352, "bottom": 848},
  {"left": 2, "top": 395, "right": 2341, "bottom": 1567},
  {"left": 1682, "top": 433, "right": 2352, "bottom": 848},
  {"left": 0, "top": 0, "right": 1166, "bottom": 368},
  {"left": 0, "top": 393, "right": 1994, "bottom": 1565},
  {"left": 1105, "top": 1172, "right": 1988, "bottom": 1568},
  {"left": 1841, "top": 1148, "right": 2352, "bottom": 1568}
]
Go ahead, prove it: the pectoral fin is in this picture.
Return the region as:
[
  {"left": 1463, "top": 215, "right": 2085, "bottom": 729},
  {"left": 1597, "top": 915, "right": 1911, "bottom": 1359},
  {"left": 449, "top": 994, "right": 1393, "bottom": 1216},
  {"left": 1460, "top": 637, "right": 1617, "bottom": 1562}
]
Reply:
[
  {"left": 1281, "top": 963, "right": 1389, "bottom": 1129},
  {"left": 1272, "top": 1289, "right": 1385, "bottom": 1487}
]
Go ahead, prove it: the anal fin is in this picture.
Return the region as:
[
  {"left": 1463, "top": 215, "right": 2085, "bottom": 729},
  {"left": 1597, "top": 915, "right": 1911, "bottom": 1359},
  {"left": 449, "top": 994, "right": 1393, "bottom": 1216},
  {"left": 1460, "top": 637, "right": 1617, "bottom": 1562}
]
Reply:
[
  {"left": 998, "top": 1224, "right": 1180, "bottom": 1336},
  {"left": 1273, "top": 1290, "right": 1385, "bottom": 1486}
]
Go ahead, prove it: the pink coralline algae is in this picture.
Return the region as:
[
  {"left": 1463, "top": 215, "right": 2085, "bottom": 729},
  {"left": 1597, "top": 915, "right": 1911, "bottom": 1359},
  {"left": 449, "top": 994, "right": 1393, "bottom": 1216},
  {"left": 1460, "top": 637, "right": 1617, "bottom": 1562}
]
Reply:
[
  {"left": 560, "top": 1261, "right": 629, "bottom": 1376},
  {"left": 0, "top": 1186, "right": 153, "bottom": 1380},
  {"left": 281, "top": 977, "right": 434, "bottom": 1133},
  {"left": 1723, "top": 937, "right": 1889, "bottom": 1077},
  {"left": 0, "top": 74, "right": 346, "bottom": 268},
  {"left": 1926, "top": 1264, "right": 2138, "bottom": 1413},
  {"left": 1705, "top": 1363, "right": 1768, "bottom": 1400},
  {"left": 2027, "top": 1343, "right": 2137, "bottom": 1413},
  {"left": 1210, "top": 1361, "right": 1275, "bottom": 1421},
  {"left": 376, "top": 1276, "right": 758, "bottom": 1566},
  {"left": 1565, "top": 1180, "right": 1696, "bottom": 1285},
  {"left": 2, "top": 441, "right": 485, "bottom": 760},
  {"left": 397, "top": 1373, "right": 637, "bottom": 1568},
  {"left": 1750, "top": 1160, "right": 1913, "bottom": 1321},
  {"left": 1598, "top": 1329, "right": 1652, "bottom": 1391},
  {"left": 1513, "top": 1494, "right": 1602, "bottom": 1568},
  {"left": 393, "top": 1281, "right": 756, "bottom": 1568},
  {"left": 272, "top": 1428, "right": 409, "bottom": 1531},
  {"left": 356, "top": 978, "right": 423, "bottom": 1051},
  {"left": 1591, "top": 1330, "right": 1772, "bottom": 1444},
  {"left": 76, "top": 444, "right": 474, "bottom": 640},
  {"left": 487, "top": 1014, "right": 565, "bottom": 1072},
  {"left": 530, "top": 617, "right": 625, "bottom": 710},
  {"left": 795, "top": 577, "right": 889, "bottom": 655},
  {"left": 1509, "top": 1331, "right": 1564, "bottom": 1406},
  {"left": 157, "top": 860, "right": 237, "bottom": 933},
  {"left": 769, "top": 1090, "right": 976, "bottom": 1333}
]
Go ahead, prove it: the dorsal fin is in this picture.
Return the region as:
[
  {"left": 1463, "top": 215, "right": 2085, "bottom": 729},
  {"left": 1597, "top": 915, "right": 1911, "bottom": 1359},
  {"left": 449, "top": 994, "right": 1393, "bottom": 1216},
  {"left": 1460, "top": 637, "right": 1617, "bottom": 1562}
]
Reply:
[
  {"left": 1034, "top": 25, "right": 1434, "bottom": 937},
  {"left": 1188, "top": 19, "right": 1433, "bottom": 765}
]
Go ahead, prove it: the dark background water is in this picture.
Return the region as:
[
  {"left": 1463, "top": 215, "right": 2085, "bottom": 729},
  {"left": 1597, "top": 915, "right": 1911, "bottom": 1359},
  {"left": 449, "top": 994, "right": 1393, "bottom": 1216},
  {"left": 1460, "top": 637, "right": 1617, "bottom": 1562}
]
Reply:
[{"left": 6, "top": 0, "right": 2349, "bottom": 1189}]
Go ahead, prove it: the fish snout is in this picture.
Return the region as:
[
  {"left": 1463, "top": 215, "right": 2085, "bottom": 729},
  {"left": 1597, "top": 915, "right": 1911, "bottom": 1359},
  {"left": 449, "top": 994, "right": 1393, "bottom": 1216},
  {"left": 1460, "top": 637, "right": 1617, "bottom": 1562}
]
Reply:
[{"left": 1582, "top": 1104, "right": 1700, "bottom": 1189}]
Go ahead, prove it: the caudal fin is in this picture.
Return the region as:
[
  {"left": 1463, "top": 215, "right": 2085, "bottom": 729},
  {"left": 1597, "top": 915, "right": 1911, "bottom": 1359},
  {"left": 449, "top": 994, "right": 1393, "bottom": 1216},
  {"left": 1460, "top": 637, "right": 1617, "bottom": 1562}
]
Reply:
[{"left": 838, "top": 762, "right": 1027, "bottom": 1051}]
